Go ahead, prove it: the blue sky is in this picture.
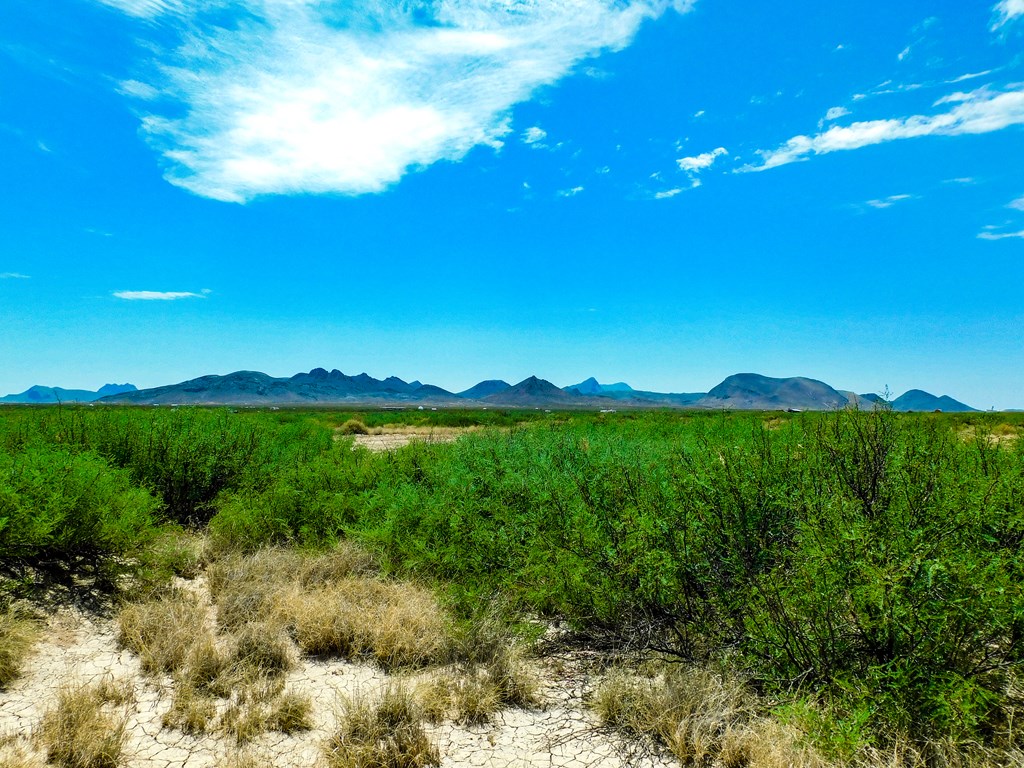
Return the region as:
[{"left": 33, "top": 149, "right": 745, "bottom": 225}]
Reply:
[{"left": 2, "top": 0, "right": 1023, "bottom": 408}]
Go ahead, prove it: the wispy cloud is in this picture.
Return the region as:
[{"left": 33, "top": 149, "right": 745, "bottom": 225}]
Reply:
[
  {"left": 824, "top": 106, "right": 850, "bottom": 121},
  {"left": 992, "top": 0, "right": 1024, "bottom": 30},
  {"left": 978, "top": 229, "right": 1024, "bottom": 240},
  {"left": 743, "top": 86, "right": 1024, "bottom": 171},
  {"left": 654, "top": 188, "right": 683, "bottom": 199},
  {"left": 96, "top": 0, "right": 186, "bottom": 19},
  {"left": 113, "top": 290, "right": 207, "bottom": 300},
  {"left": 106, "top": 0, "right": 695, "bottom": 202},
  {"left": 0, "top": 272, "right": 30, "bottom": 279},
  {"left": 675, "top": 146, "right": 727, "bottom": 188},
  {"left": 866, "top": 194, "right": 914, "bottom": 209},
  {"left": 1008, "top": 195, "right": 1024, "bottom": 211},
  {"left": 559, "top": 185, "right": 585, "bottom": 198}
]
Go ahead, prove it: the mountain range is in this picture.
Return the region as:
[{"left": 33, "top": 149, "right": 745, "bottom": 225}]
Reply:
[
  {"left": 0, "top": 369, "right": 981, "bottom": 412},
  {"left": 0, "top": 383, "right": 137, "bottom": 404}
]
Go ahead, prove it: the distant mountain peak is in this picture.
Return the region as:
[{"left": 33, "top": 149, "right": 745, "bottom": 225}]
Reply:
[{"left": 891, "top": 390, "right": 975, "bottom": 412}]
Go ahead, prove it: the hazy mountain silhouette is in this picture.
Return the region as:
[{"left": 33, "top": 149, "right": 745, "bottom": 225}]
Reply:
[
  {"left": 458, "top": 380, "right": 512, "bottom": 399},
  {"left": 697, "top": 374, "right": 849, "bottom": 410},
  {"left": 891, "top": 390, "right": 976, "bottom": 412},
  {"left": 0, "top": 383, "right": 136, "bottom": 403},
  {"left": 0, "top": 368, "right": 970, "bottom": 410}
]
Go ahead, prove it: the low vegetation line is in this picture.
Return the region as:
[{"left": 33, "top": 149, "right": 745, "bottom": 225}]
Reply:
[{"left": 1, "top": 405, "right": 1023, "bottom": 765}]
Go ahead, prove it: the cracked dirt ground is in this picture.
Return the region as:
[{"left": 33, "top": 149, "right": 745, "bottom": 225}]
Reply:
[{"left": 0, "top": 585, "right": 674, "bottom": 768}]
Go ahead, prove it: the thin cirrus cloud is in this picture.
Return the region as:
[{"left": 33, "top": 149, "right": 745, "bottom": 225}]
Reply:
[
  {"left": 0, "top": 272, "right": 31, "bottom": 279},
  {"left": 743, "top": 85, "right": 1024, "bottom": 172},
  {"left": 978, "top": 229, "right": 1024, "bottom": 240},
  {"left": 865, "top": 194, "right": 913, "bottom": 209},
  {"left": 103, "top": 0, "right": 695, "bottom": 203},
  {"left": 113, "top": 290, "right": 208, "bottom": 300}
]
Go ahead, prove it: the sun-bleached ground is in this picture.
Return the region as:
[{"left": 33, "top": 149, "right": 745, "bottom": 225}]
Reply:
[{"left": 0, "top": 580, "right": 674, "bottom": 768}]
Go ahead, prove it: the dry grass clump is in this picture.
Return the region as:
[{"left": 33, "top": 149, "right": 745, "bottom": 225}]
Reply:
[
  {"left": 417, "top": 603, "right": 539, "bottom": 724},
  {"left": 718, "top": 719, "right": 827, "bottom": 768},
  {"left": 338, "top": 419, "right": 371, "bottom": 436},
  {"left": 417, "top": 670, "right": 500, "bottom": 726},
  {"left": 0, "top": 735, "right": 46, "bottom": 768},
  {"left": 593, "top": 665, "right": 755, "bottom": 765},
  {"left": 280, "top": 579, "right": 449, "bottom": 669},
  {"left": 209, "top": 545, "right": 449, "bottom": 670},
  {"left": 217, "top": 751, "right": 275, "bottom": 768},
  {"left": 219, "top": 686, "right": 312, "bottom": 744},
  {"left": 207, "top": 543, "right": 377, "bottom": 631},
  {"left": 231, "top": 621, "right": 296, "bottom": 676},
  {"left": 0, "top": 604, "right": 39, "bottom": 689},
  {"left": 37, "top": 679, "right": 133, "bottom": 768},
  {"left": 116, "top": 587, "right": 211, "bottom": 675},
  {"left": 162, "top": 684, "right": 217, "bottom": 734},
  {"left": 325, "top": 685, "right": 439, "bottom": 768}
]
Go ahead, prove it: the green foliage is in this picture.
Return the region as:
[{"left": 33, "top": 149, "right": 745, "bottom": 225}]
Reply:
[
  {"left": 0, "top": 444, "right": 159, "bottom": 579},
  {"left": 2, "top": 404, "right": 1024, "bottom": 754}
]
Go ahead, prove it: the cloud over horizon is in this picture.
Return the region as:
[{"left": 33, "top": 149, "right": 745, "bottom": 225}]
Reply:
[
  {"left": 106, "top": 0, "right": 694, "bottom": 203},
  {"left": 113, "top": 290, "right": 207, "bottom": 300}
]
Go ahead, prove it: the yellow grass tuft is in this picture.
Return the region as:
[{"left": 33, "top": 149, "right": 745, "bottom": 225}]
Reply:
[
  {"left": 37, "top": 679, "right": 132, "bottom": 768},
  {"left": 593, "top": 665, "right": 752, "bottom": 765},
  {"left": 325, "top": 684, "right": 439, "bottom": 768},
  {"left": 162, "top": 684, "right": 217, "bottom": 735},
  {"left": 116, "top": 587, "right": 211, "bottom": 675},
  {"left": 0, "top": 604, "right": 39, "bottom": 689}
]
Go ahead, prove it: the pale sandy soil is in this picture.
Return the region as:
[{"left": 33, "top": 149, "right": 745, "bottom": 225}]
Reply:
[
  {"left": 349, "top": 426, "right": 486, "bottom": 452},
  {"left": 0, "top": 582, "right": 673, "bottom": 768}
]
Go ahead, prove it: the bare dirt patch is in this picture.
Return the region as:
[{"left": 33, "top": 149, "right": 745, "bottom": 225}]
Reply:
[
  {"left": 1, "top": 571, "right": 671, "bottom": 768},
  {"left": 347, "top": 427, "right": 485, "bottom": 453}
]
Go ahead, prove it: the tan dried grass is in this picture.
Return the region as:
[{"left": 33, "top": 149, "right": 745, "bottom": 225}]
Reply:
[
  {"left": 37, "top": 679, "right": 132, "bottom": 768},
  {"left": 0, "top": 605, "right": 39, "bottom": 689},
  {"left": 324, "top": 684, "right": 439, "bottom": 768},
  {"left": 593, "top": 665, "right": 752, "bottom": 765},
  {"left": 275, "top": 578, "right": 449, "bottom": 669},
  {"left": 116, "top": 588, "right": 211, "bottom": 675}
]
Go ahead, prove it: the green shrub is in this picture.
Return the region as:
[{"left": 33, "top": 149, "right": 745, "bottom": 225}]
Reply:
[{"left": 0, "top": 445, "right": 159, "bottom": 578}]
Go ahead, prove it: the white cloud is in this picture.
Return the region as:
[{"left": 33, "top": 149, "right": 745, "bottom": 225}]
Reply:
[
  {"left": 824, "top": 106, "right": 850, "bottom": 121},
  {"left": 105, "top": 0, "right": 695, "bottom": 202},
  {"left": 0, "top": 272, "right": 30, "bottom": 279},
  {"left": 654, "top": 187, "right": 683, "bottom": 199},
  {"left": 96, "top": 0, "right": 187, "bottom": 18},
  {"left": 113, "top": 290, "right": 206, "bottom": 300},
  {"left": 992, "top": 0, "right": 1024, "bottom": 29},
  {"left": 865, "top": 194, "right": 913, "bottom": 209},
  {"left": 559, "top": 185, "right": 585, "bottom": 197},
  {"left": 944, "top": 177, "right": 976, "bottom": 184},
  {"left": 693, "top": 109, "right": 705, "bottom": 118},
  {"left": 677, "top": 146, "right": 727, "bottom": 172},
  {"left": 744, "top": 86, "right": 1024, "bottom": 171},
  {"left": 1008, "top": 195, "right": 1024, "bottom": 211},
  {"left": 978, "top": 229, "right": 1024, "bottom": 240},
  {"left": 897, "top": 45, "right": 911, "bottom": 62},
  {"left": 673, "top": 146, "right": 727, "bottom": 190},
  {"left": 522, "top": 126, "right": 547, "bottom": 146}
]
